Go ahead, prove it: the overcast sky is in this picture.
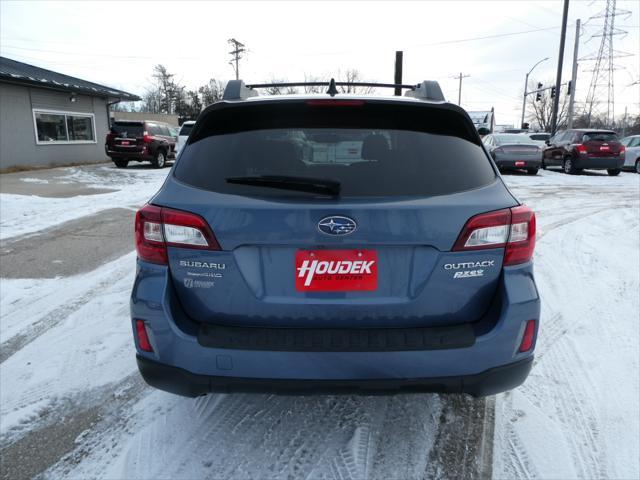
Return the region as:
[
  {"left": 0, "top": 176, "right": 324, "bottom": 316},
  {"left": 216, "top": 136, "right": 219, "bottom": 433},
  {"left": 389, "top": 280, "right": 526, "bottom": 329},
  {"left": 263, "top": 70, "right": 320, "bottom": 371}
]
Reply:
[{"left": 1, "top": 0, "right": 638, "bottom": 126}]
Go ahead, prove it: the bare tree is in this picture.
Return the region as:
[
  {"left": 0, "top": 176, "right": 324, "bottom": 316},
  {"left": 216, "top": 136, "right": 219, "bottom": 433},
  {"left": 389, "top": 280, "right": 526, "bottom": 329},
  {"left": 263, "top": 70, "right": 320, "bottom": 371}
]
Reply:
[
  {"left": 526, "top": 78, "right": 569, "bottom": 132},
  {"left": 303, "top": 73, "right": 326, "bottom": 93},
  {"left": 263, "top": 78, "right": 298, "bottom": 95},
  {"left": 338, "top": 69, "right": 375, "bottom": 94}
]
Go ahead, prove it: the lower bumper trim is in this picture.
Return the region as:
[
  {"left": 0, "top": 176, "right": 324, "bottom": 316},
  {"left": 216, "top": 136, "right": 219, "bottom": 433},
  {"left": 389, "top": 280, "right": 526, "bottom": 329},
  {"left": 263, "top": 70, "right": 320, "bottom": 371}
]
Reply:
[{"left": 136, "top": 354, "right": 533, "bottom": 398}]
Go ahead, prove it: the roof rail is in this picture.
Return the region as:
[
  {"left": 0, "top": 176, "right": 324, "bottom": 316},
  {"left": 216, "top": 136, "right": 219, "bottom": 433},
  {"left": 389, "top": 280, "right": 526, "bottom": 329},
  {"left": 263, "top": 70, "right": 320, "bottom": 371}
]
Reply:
[
  {"left": 404, "top": 81, "right": 445, "bottom": 102},
  {"left": 222, "top": 80, "right": 259, "bottom": 100},
  {"left": 222, "top": 78, "right": 445, "bottom": 101}
]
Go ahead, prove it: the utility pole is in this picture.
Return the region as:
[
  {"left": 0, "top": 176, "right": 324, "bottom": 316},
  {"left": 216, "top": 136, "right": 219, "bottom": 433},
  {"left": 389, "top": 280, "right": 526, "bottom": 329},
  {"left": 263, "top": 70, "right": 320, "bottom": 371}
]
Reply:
[
  {"left": 622, "top": 106, "right": 628, "bottom": 136},
  {"left": 228, "top": 38, "right": 246, "bottom": 80},
  {"left": 550, "top": 0, "right": 570, "bottom": 134},
  {"left": 394, "top": 51, "right": 403, "bottom": 96},
  {"left": 454, "top": 72, "right": 470, "bottom": 106},
  {"left": 567, "top": 19, "right": 581, "bottom": 129}
]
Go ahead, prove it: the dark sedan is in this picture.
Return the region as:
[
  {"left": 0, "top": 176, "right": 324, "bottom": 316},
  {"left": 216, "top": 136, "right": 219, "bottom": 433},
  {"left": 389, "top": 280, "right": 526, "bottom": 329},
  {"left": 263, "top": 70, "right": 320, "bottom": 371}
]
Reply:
[{"left": 483, "top": 133, "right": 542, "bottom": 175}]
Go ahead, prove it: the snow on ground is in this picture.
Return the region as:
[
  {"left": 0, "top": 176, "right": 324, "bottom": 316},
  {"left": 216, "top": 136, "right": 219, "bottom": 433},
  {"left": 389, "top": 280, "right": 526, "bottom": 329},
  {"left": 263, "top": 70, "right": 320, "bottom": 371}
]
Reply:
[
  {"left": 0, "top": 166, "right": 638, "bottom": 479},
  {"left": 0, "top": 165, "right": 168, "bottom": 240},
  {"left": 493, "top": 170, "right": 640, "bottom": 480}
]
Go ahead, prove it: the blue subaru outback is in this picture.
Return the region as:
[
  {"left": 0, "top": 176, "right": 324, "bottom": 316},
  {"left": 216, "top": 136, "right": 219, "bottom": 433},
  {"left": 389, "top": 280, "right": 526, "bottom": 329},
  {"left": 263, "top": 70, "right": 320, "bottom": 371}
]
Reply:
[{"left": 131, "top": 79, "right": 539, "bottom": 397}]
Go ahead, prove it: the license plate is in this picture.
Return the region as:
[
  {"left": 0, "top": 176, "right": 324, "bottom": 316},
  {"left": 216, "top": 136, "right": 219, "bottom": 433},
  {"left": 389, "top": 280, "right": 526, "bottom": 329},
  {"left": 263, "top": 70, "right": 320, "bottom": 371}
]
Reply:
[
  {"left": 295, "top": 249, "right": 378, "bottom": 292},
  {"left": 121, "top": 140, "right": 130, "bottom": 145},
  {"left": 600, "top": 146, "right": 610, "bottom": 151},
  {"left": 515, "top": 161, "right": 526, "bottom": 167}
]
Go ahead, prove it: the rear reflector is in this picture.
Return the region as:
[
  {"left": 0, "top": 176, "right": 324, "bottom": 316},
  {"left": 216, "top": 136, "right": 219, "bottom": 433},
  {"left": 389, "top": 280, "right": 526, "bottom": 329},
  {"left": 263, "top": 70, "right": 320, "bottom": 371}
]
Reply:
[
  {"left": 135, "top": 204, "right": 221, "bottom": 265},
  {"left": 135, "top": 320, "right": 153, "bottom": 352},
  {"left": 453, "top": 205, "right": 536, "bottom": 266},
  {"left": 519, "top": 319, "right": 536, "bottom": 352}
]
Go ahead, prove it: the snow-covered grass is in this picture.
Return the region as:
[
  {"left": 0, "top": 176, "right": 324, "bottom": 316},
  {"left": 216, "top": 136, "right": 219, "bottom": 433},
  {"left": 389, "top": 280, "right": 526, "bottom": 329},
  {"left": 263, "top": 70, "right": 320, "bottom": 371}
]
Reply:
[{"left": 0, "top": 165, "right": 168, "bottom": 240}]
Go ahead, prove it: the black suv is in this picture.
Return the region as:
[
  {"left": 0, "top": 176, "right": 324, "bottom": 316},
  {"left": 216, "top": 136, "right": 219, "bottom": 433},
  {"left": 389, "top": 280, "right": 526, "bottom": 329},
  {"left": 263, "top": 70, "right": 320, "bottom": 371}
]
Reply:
[
  {"left": 106, "top": 120, "right": 177, "bottom": 168},
  {"left": 542, "top": 129, "right": 625, "bottom": 175}
]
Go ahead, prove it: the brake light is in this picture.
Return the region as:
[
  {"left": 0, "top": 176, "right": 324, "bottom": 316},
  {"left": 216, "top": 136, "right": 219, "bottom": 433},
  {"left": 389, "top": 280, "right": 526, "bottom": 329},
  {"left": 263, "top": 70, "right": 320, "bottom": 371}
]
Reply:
[
  {"left": 576, "top": 144, "right": 587, "bottom": 154},
  {"left": 106, "top": 133, "right": 115, "bottom": 143},
  {"left": 453, "top": 205, "right": 536, "bottom": 266},
  {"left": 134, "top": 204, "right": 221, "bottom": 265},
  {"left": 135, "top": 319, "right": 153, "bottom": 352},
  {"left": 519, "top": 319, "right": 537, "bottom": 352},
  {"left": 305, "top": 100, "right": 365, "bottom": 106},
  {"left": 143, "top": 131, "right": 152, "bottom": 143},
  {"left": 619, "top": 145, "right": 626, "bottom": 156}
]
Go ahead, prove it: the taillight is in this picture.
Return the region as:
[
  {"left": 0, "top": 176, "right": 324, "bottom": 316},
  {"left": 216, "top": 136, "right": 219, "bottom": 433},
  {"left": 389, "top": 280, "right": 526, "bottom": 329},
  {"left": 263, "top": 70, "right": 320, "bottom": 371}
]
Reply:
[
  {"left": 619, "top": 145, "right": 626, "bottom": 156},
  {"left": 134, "top": 204, "right": 221, "bottom": 265},
  {"left": 106, "top": 133, "right": 115, "bottom": 143},
  {"left": 143, "top": 131, "right": 152, "bottom": 143},
  {"left": 519, "top": 319, "right": 537, "bottom": 352},
  {"left": 453, "top": 205, "right": 536, "bottom": 266},
  {"left": 135, "top": 319, "right": 153, "bottom": 352},
  {"left": 576, "top": 144, "right": 587, "bottom": 154}
]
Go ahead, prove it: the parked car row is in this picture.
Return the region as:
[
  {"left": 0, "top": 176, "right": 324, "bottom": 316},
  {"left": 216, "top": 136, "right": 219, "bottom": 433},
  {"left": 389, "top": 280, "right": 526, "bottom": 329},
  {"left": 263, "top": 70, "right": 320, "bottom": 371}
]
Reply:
[{"left": 483, "top": 129, "right": 638, "bottom": 176}]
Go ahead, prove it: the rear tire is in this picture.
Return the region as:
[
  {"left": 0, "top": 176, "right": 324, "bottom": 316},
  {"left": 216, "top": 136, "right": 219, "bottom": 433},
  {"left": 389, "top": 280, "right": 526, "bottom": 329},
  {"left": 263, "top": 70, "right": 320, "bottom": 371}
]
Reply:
[
  {"left": 526, "top": 168, "right": 539, "bottom": 175},
  {"left": 113, "top": 158, "right": 129, "bottom": 168},
  {"left": 541, "top": 159, "right": 547, "bottom": 170},
  {"left": 607, "top": 168, "right": 621, "bottom": 176},
  {"left": 152, "top": 150, "right": 167, "bottom": 169},
  {"left": 563, "top": 157, "right": 577, "bottom": 175}
]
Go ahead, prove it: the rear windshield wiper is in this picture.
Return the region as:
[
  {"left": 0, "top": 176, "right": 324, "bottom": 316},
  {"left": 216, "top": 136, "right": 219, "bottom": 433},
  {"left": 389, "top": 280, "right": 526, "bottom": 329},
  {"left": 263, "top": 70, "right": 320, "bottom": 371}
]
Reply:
[{"left": 226, "top": 175, "right": 341, "bottom": 196}]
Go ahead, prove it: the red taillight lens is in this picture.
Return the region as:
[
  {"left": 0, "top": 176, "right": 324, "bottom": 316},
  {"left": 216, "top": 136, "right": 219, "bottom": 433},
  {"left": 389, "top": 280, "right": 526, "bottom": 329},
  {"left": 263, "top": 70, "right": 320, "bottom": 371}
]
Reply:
[
  {"left": 143, "top": 131, "right": 152, "bottom": 143},
  {"left": 576, "top": 144, "right": 587, "bottom": 154},
  {"left": 134, "top": 204, "right": 221, "bottom": 265},
  {"left": 519, "top": 319, "right": 537, "bottom": 352},
  {"left": 452, "top": 205, "right": 536, "bottom": 266},
  {"left": 619, "top": 145, "right": 626, "bottom": 156},
  {"left": 505, "top": 206, "right": 536, "bottom": 266},
  {"left": 106, "top": 133, "right": 115, "bottom": 143},
  {"left": 135, "top": 319, "right": 153, "bottom": 352}
]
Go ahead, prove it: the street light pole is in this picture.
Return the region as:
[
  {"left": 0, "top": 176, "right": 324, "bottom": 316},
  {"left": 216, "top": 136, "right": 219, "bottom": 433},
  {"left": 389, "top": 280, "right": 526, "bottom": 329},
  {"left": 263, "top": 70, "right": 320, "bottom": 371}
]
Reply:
[{"left": 521, "top": 57, "right": 549, "bottom": 129}]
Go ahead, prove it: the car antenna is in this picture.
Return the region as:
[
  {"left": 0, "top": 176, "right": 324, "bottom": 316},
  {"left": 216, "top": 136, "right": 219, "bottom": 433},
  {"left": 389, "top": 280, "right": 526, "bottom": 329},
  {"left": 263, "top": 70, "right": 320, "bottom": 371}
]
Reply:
[{"left": 326, "top": 78, "right": 338, "bottom": 97}]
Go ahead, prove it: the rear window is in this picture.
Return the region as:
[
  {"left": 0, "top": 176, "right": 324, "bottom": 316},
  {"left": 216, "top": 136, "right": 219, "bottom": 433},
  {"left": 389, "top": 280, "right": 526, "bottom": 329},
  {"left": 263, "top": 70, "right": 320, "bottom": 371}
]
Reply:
[
  {"left": 175, "top": 102, "right": 496, "bottom": 198},
  {"left": 494, "top": 134, "right": 534, "bottom": 144},
  {"left": 111, "top": 122, "right": 144, "bottom": 136},
  {"left": 179, "top": 123, "right": 194, "bottom": 136},
  {"left": 529, "top": 133, "right": 549, "bottom": 141},
  {"left": 582, "top": 132, "right": 617, "bottom": 142}
]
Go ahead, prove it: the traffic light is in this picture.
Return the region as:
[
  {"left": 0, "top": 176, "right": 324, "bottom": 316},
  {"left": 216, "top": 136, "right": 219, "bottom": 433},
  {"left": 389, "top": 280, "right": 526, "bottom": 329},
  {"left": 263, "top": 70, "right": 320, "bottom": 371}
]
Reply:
[
  {"left": 536, "top": 92, "right": 542, "bottom": 102},
  {"left": 567, "top": 80, "right": 572, "bottom": 95},
  {"left": 550, "top": 87, "right": 556, "bottom": 99}
]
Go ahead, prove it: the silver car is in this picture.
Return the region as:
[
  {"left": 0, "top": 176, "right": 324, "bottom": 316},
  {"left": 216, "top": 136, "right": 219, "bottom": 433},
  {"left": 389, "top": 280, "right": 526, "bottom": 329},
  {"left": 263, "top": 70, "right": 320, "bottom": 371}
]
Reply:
[
  {"left": 620, "top": 135, "right": 640, "bottom": 173},
  {"left": 176, "top": 121, "right": 196, "bottom": 157},
  {"left": 483, "top": 133, "right": 543, "bottom": 175}
]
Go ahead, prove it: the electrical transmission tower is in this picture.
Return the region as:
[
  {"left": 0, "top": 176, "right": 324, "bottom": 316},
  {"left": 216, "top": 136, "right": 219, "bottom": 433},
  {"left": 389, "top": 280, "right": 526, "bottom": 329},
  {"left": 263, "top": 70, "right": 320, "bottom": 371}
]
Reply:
[
  {"left": 228, "top": 38, "right": 246, "bottom": 80},
  {"left": 579, "top": 0, "right": 631, "bottom": 127}
]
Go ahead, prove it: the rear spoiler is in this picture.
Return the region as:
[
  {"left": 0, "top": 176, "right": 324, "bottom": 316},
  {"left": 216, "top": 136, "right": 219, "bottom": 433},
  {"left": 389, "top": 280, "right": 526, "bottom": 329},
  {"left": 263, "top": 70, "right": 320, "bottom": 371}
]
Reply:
[{"left": 222, "top": 79, "right": 445, "bottom": 102}]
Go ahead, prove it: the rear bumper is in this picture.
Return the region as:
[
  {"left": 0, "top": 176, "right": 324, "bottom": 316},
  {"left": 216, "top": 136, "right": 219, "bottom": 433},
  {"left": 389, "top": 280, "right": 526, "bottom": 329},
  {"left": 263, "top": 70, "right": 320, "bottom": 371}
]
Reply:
[
  {"left": 573, "top": 156, "right": 624, "bottom": 169},
  {"left": 137, "top": 354, "right": 533, "bottom": 397},
  {"left": 106, "top": 149, "right": 152, "bottom": 161},
  {"left": 131, "top": 260, "right": 540, "bottom": 397},
  {"left": 493, "top": 154, "right": 541, "bottom": 169}
]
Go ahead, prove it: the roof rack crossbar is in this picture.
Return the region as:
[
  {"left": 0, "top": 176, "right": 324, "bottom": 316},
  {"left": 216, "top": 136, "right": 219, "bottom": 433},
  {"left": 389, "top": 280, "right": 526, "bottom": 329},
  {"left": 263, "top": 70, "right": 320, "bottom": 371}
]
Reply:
[{"left": 246, "top": 81, "right": 418, "bottom": 90}]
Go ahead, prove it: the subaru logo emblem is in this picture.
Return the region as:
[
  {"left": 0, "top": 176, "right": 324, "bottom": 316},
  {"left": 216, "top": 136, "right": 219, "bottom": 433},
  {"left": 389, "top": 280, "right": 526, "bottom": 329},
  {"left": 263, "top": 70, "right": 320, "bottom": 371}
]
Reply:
[{"left": 318, "top": 216, "right": 357, "bottom": 236}]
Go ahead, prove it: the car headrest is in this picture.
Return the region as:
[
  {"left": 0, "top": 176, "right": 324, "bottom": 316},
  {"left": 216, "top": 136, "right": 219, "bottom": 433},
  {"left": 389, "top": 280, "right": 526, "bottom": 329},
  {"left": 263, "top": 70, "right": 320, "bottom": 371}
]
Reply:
[{"left": 361, "top": 134, "right": 390, "bottom": 160}]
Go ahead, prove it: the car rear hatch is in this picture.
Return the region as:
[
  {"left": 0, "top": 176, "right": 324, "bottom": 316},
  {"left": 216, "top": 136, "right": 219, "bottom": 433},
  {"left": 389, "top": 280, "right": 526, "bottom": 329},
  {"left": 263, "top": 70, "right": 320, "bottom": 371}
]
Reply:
[
  {"left": 581, "top": 131, "right": 622, "bottom": 157},
  {"left": 148, "top": 99, "right": 523, "bottom": 329},
  {"left": 499, "top": 144, "right": 540, "bottom": 156},
  {"left": 109, "top": 122, "right": 145, "bottom": 152}
]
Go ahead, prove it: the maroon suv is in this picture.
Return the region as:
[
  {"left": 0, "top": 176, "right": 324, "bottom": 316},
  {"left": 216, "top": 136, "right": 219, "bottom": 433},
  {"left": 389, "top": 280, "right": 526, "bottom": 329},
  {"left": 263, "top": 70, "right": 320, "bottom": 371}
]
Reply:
[
  {"left": 106, "top": 120, "right": 177, "bottom": 168},
  {"left": 542, "top": 129, "right": 625, "bottom": 176}
]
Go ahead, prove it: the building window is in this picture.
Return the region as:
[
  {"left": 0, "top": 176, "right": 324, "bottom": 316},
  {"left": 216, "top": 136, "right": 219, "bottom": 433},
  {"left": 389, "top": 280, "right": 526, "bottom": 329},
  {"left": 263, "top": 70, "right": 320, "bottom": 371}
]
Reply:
[{"left": 33, "top": 109, "right": 96, "bottom": 144}]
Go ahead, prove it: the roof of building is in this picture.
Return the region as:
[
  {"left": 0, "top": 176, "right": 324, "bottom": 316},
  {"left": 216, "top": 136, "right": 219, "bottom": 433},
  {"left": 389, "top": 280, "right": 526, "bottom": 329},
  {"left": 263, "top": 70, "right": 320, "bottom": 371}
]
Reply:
[{"left": 0, "top": 56, "right": 140, "bottom": 101}]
